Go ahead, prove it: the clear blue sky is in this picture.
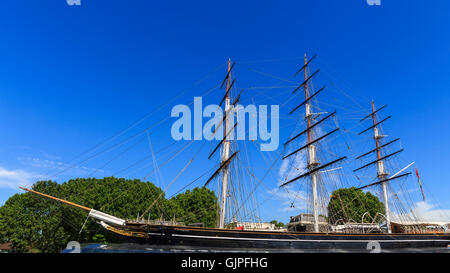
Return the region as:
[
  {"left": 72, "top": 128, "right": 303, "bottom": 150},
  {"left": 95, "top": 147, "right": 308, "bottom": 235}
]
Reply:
[{"left": 1, "top": 0, "right": 450, "bottom": 223}]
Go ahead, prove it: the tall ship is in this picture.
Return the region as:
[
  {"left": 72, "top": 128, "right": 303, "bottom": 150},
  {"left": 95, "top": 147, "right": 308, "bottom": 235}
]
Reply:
[{"left": 20, "top": 54, "right": 450, "bottom": 251}]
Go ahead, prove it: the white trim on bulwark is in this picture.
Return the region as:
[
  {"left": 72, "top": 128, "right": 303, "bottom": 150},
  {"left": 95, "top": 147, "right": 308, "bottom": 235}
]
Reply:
[{"left": 168, "top": 233, "right": 450, "bottom": 243}]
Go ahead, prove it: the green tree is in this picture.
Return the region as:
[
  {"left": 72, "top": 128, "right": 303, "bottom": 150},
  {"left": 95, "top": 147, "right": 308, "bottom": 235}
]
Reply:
[
  {"left": 327, "top": 187, "right": 385, "bottom": 224},
  {"left": 167, "top": 187, "right": 218, "bottom": 227},
  {"left": 269, "top": 220, "right": 285, "bottom": 228},
  {"left": 0, "top": 181, "right": 70, "bottom": 252},
  {"left": 0, "top": 177, "right": 218, "bottom": 252}
]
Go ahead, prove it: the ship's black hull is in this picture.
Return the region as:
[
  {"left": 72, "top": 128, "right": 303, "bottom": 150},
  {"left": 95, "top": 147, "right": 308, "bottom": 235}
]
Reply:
[{"left": 105, "top": 223, "right": 450, "bottom": 251}]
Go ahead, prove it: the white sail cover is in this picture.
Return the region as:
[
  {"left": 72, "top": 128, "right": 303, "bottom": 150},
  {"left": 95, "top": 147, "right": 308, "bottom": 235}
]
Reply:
[{"left": 88, "top": 209, "right": 126, "bottom": 226}]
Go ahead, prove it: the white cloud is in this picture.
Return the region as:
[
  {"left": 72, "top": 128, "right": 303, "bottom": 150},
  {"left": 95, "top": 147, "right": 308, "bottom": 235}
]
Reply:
[
  {"left": 274, "top": 144, "right": 309, "bottom": 212},
  {"left": 17, "top": 156, "right": 103, "bottom": 176},
  {"left": 392, "top": 201, "right": 450, "bottom": 223},
  {"left": 278, "top": 150, "right": 307, "bottom": 186},
  {"left": 0, "top": 155, "right": 105, "bottom": 191},
  {"left": 0, "top": 166, "right": 43, "bottom": 189},
  {"left": 268, "top": 187, "right": 307, "bottom": 212}
]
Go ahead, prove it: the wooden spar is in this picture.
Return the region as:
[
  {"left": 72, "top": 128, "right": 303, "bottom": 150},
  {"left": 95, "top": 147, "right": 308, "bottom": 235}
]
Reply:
[
  {"left": 20, "top": 187, "right": 126, "bottom": 226},
  {"left": 356, "top": 138, "right": 400, "bottom": 160},
  {"left": 205, "top": 151, "right": 238, "bottom": 187},
  {"left": 211, "top": 89, "right": 242, "bottom": 138},
  {"left": 280, "top": 156, "right": 347, "bottom": 188},
  {"left": 294, "top": 54, "right": 317, "bottom": 76},
  {"left": 289, "top": 86, "right": 325, "bottom": 115},
  {"left": 219, "top": 79, "right": 236, "bottom": 106},
  {"left": 284, "top": 110, "right": 336, "bottom": 146},
  {"left": 211, "top": 104, "right": 236, "bottom": 137},
  {"left": 356, "top": 172, "right": 411, "bottom": 190},
  {"left": 353, "top": 149, "right": 404, "bottom": 172},
  {"left": 358, "top": 116, "right": 391, "bottom": 135},
  {"left": 283, "top": 128, "right": 340, "bottom": 160},
  {"left": 232, "top": 89, "right": 244, "bottom": 106},
  {"left": 371, "top": 102, "right": 383, "bottom": 164},
  {"left": 390, "top": 162, "right": 415, "bottom": 178},
  {"left": 220, "top": 61, "right": 236, "bottom": 88},
  {"left": 208, "top": 123, "right": 237, "bottom": 159},
  {"left": 292, "top": 69, "right": 320, "bottom": 94},
  {"left": 360, "top": 104, "right": 387, "bottom": 122},
  {"left": 19, "top": 186, "right": 91, "bottom": 212}
]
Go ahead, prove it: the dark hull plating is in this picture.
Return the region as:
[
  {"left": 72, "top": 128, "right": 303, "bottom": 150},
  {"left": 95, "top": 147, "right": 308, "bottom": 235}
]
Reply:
[{"left": 110, "top": 224, "right": 450, "bottom": 251}]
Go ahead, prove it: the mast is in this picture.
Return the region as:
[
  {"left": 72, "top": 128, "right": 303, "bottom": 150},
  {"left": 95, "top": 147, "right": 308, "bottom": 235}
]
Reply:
[
  {"left": 204, "top": 59, "right": 239, "bottom": 229},
  {"left": 219, "top": 59, "right": 232, "bottom": 229},
  {"left": 304, "top": 54, "right": 320, "bottom": 233},
  {"left": 354, "top": 102, "right": 409, "bottom": 233},
  {"left": 370, "top": 101, "right": 391, "bottom": 233},
  {"left": 281, "top": 54, "right": 346, "bottom": 233}
]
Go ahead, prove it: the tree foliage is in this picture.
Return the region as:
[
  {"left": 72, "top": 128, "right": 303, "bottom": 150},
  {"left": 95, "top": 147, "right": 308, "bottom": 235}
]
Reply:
[
  {"left": 167, "top": 187, "right": 218, "bottom": 228},
  {"left": 0, "top": 177, "right": 217, "bottom": 252},
  {"left": 269, "top": 220, "right": 285, "bottom": 228},
  {"left": 327, "top": 187, "right": 385, "bottom": 224}
]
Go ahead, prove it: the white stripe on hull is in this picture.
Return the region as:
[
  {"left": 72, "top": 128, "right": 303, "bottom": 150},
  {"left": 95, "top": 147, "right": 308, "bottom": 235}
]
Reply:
[{"left": 165, "top": 233, "right": 450, "bottom": 243}]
